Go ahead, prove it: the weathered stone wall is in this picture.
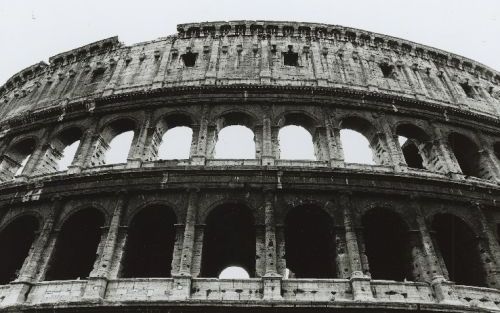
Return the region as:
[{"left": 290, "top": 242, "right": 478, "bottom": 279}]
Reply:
[{"left": 0, "top": 21, "right": 500, "bottom": 313}]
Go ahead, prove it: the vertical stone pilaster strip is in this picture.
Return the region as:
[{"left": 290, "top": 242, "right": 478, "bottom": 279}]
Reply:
[
  {"left": 192, "top": 104, "right": 209, "bottom": 165},
  {"left": 263, "top": 189, "right": 278, "bottom": 276},
  {"left": 339, "top": 193, "right": 373, "bottom": 301},
  {"left": 178, "top": 189, "right": 199, "bottom": 276},
  {"left": 128, "top": 110, "right": 152, "bottom": 164}
]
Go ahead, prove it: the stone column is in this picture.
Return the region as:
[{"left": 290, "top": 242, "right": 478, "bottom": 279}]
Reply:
[
  {"left": 83, "top": 193, "right": 128, "bottom": 300},
  {"left": 472, "top": 202, "right": 500, "bottom": 288},
  {"left": 324, "top": 114, "right": 343, "bottom": 167},
  {"left": 475, "top": 132, "right": 500, "bottom": 182},
  {"left": 191, "top": 104, "right": 210, "bottom": 165},
  {"left": 339, "top": 193, "right": 373, "bottom": 301},
  {"left": 262, "top": 189, "right": 282, "bottom": 299},
  {"left": 127, "top": 111, "right": 152, "bottom": 168},
  {"left": 429, "top": 122, "right": 462, "bottom": 178},
  {"left": 178, "top": 189, "right": 199, "bottom": 276},
  {"left": 375, "top": 114, "right": 406, "bottom": 171},
  {"left": 78, "top": 118, "right": 102, "bottom": 169},
  {"left": 261, "top": 112, "right": 274, "bottom": 166}
]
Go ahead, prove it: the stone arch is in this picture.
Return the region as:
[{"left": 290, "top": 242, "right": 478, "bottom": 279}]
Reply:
[
  {"left": 448, "top": 132, "right": 486, "bottom": 179},
  {"left": 277, "top": 112, "right": 324, "bottom": 160},
  {"left": 39, "top": 126, "right": 84, "bottom": 173},
  {"left": 121, "top": 205, "right": 177, "bottom": 278},
  {"left": 200, "top": 202, "right": 255, "bottom": 277},
  {"left": 395, "top": 123, "right": 434, "bottom": 170},
  {"left": 45, "top": 207, "right": 105, "bottom": 280},
  {"left": 361, "top": 207, "right": 413, "bottom": 281},
  {"left": 339, "top": 116, "right": 383, "bottom": 165},
  {"left": 284, "top": 204, "right": 336, "bottom": 278},
  {"left": 0, "top": 214, "right": 39, "bottom": 284},
  {"left": 431, "top": 213, "right": 486, "bottom": 287},
  {"left": 93, "top": 117, "right": 137, "bottom": 166},
  {"left": 0, "top": 136, "right": 37, "bottom": 180},
  {"left": 151, "top": 112, "right": 196, "bottom": 160},
  {"left": 213, "top": 111, "right": 257, "bottom": 159}
]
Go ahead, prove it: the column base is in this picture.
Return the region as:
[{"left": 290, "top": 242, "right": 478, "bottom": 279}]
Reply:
[
  {"left": 82, "top": 276, "right": 108, "bottom": 301},
  {"left": 350, "top": 271, "right": 374, "bottom": 301},
  {"left": 171, "top": 275, "right": 192, "bottom": 300},
  {"left": 67, "top": 165, "right": 83, "bottom": 174},
  {"left": 190, "top": 156, "right": 206, "bottom": 166},
  {"left": 0, "top": 281, "right": 32, "bottom": 308},
  {"left": 431, "top": 276, "right": 462, "bottom": 305},
  {"left": 261, "top": 156, "right": 275, "bottom": 166},
  {"left": 262, "top": 275, "right": 282, "bottom": 300}
]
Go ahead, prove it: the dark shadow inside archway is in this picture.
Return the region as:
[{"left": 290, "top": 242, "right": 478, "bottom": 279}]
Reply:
[
  {"left": 201, "top": 203, "right": 255, "bottom": 277},
  {"left": 0, "top": 216, "right": 39, "bottom": 284},
  {"left": 121, "top": 206, "right": 177, "bottom": 278},
  {"left": 285, "top": 205, "right": 336, "bottom": 278},
  {"left": 432, "top": 213, "right": 486, "bottom": 287},
  {"left": 362, "top": 208, "right": 412, "bottom": 281},
  {"left": 448, "top": 133, "right": 481, "bottom": 178},
  {"left": 45, "top": 208, "right": 104, "bottom": 281}
]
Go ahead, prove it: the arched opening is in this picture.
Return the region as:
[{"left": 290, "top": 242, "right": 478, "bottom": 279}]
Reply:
[
  {"left": 94, "top": 119, "right": 135, "bottom": 166},
  {"left": 285, "top": 205, "right": 336, "bottom": 278},
  {"left": 340, "top": 129, "right": 374, "bottom": 164},
  {"left": 45, "top": 208, "right": 104, "bottom": 281},
  {"left": 214, "top": 112, "right": 256, "bottom": 159},
  {"left": 201, "top": 203, "right": 255, "bottom": 277},
  {"left": 278, "top": 113, "right": 320, "bottom": 160},
  {"left": 214, "top": 126, "right": 255, "bottom": 159},
  {"left": 121, "top": 206, "right": 177, "bottom": 278},
  {"left": 340, "top": 117, "right": 379, "bottom": 165},
  {"left": 0, "top": 216, "right": 39, "bottom": 284},
  {"left": 158, "top": 127, "right": 193, "bottom": 160},
  {"left": 278, "top": 126, "right": 315, "bottom": 160},
  {"left": 153, "top": 113, "right": 194, "bottom": 160},
  {"left": 448, "top": 133, "right": 482, "bottom": 178},
  {"left": 431, "top": 214, "right": 486, "bottom": 287},
  {"left": 396, "top": 124, "right": 431, "bottom": 170},
  {"left": 362, "top": 208, "right": 412, "bottom": 281},
  {"left": 219, "top": 266, "right": 250, "bottom": 279},
  {"left": 0, "top": 138, "right": 36, "bottom": 180},
  {"left": 39, "top": 127, "right": 83, "bottom": 173}
]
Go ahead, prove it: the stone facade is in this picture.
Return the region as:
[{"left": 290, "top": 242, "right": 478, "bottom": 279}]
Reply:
[{"left": 0, "top": 21, "right": 500, "bottom": 313}]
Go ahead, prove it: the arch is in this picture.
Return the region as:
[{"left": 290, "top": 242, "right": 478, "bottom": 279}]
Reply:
[
  {"left": 362, "top": 207, "right": 412, "bottom": 281},
  {"left": 201, "top": 203, "right": 255, "bottom": 277},
  {"left": 0, "top": 215, "right": 39, "bottom": 284},
  {"left": 45, "top": 208, "right": 104, "bottom": 280},
  {"left": 396, "top": 123, "right": 431, "bottom": 170},
  {"left": 0, "top": 137, "right": 36, "bottom": 180},
  {"left": 121, "top": 205, "right": 177, "bottom": 278},
  {"left": 97, "top": 118, "right": 136, "bottom": 165},
  {"left": 42, "top": 126, "right": 84, "bottom": 172},
  {"left": 448, "top": 132, "right": 482, "bottom": 178},
  {"left": 285, "top": 204, "right": 336, "bottom": 278},
  {"left": 431, "top": 213, "right": 486, "bottom": 287},
  {"left": 277, "top": 112, "right": 320, "bottom": 160},
  {"left": 153, "top": 113, "right": 195, "bottom": 160},
  {"left": 339, "top": 116, "right": 378, "bottom": 165},
  {"left": 214, "top": 111, "right": 256, "bottom": 159}
]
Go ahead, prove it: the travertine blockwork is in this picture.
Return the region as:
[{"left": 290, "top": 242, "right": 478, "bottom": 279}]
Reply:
[{"left": 0, "top": 21, "right": 500, "bottom": 313}]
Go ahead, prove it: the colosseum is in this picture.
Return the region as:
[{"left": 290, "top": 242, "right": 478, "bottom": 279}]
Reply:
[{"left": 0, "top": 20, "right": 500, "bottom": 313}]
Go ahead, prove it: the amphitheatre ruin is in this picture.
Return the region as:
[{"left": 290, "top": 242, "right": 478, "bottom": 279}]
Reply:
[{"left": 0, "top": 20, "right": 500, "bottom": 312}]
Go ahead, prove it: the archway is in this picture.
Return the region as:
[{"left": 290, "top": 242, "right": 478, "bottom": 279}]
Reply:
[
  {"left": 214, "top": 112, "right": 256, "bottom": 159},
  {"left": 362, "top": 208, "right": 412, "bottom": 281},
  {"left": 0, "top": 216, "right": 39, "bottom": 284},
  {"left": 278, "top": 113, "right": 320, "bottom": 160},
  {"left": 340, "top": 117, "right": 379, "bottom": 165},
  {"left": 431, "top": 213, "right": 486, "bottom": 287},
  {"left": 396, "top": 124, "right": 431, "bottom": 170},
  {"left": 448, "top": 133, "right": 482, "bottom": 178},
  {"left": 201, "top": 203, "right": 255, "bottom": 277},
  {"left": 285, "top": 205, "right": 336, "bottom": 278},
  {"left": 45, "top": 208, "right": 104, "bottom": 280},
  {"left": 0, "top": 138, "right": 36, "bottom": 180},
  {"left": 121, "top": 206, "right": 177, "bottom": 277}
]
